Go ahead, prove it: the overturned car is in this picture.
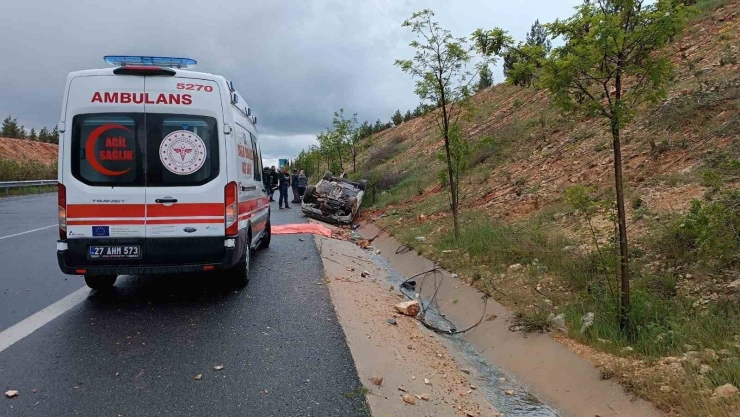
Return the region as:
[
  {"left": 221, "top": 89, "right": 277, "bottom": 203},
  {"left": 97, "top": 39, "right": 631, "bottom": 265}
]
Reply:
[{"left": 301, "top": 172, "right": 366, "bottom": 225}]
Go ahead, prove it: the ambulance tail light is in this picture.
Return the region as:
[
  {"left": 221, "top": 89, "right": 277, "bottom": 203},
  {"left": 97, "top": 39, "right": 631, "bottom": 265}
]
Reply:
[
  {"left": 225, "top": 182, "right": 238, "bottom": 236},
  {"left": 58, "top": 183, "right": 67, "bottom": 240}
]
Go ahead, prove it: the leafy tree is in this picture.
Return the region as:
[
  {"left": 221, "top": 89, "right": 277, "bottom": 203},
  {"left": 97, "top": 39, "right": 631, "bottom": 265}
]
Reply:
[
  {"left": 333, "top": 109, "right": 359, "bottom": 172},
  {"left": 392, "top": 110, "right": 404, "bottom": 126},
  {"left": 1, "top": 115, "right": 21, "bottom": 138},
  {"left": 404, "top": 110, "right": 413, "bottom": 122},
  {"left": 358, "top": 121, "right": 372, "bottom": 139},
  {"left": 503, "top": 20, "right": 552, "bottom": 87},
  {"left": 373, "top": 119, "right": 384, "bottom": 132},
  {"left": 18, "top": 126, "right": 27, "bottom": 139},
  {"left": 477, "top": 64, "right": 493, "bottom": 91},
  {"left": 29, "top": 128, "right": 37, "bottom": 141},
  {"left": 397, "top": 9, "right": 508, "bottom": 238},
  {"left": 38, "top": 127, "right": 49, "bottom": 143},
  {"left": 542, "top": 0, "right": 690, "bottom": 331}
]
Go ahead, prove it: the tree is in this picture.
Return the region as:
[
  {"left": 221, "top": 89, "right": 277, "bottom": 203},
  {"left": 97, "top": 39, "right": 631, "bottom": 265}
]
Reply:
[
  {"left": 29, "top": 128, "right": 37, "bottom": 141},
  {"left": 38, "top": 127, "right": 49, "bottom": 143},
  {"left": 1, "top": 115, "right": 21, "bottom": 138},
  {"left": 404, "top": 110, "right": 413, "bottom": 122},
  {"left": 396, "top": 9, "right": 508, "bottom": 238},
  {"left": 526, "top": 19, "right": 552, "bottom": 53},
  {"left": 49, "top": 127, "right": 59, "bottom": 145},
  {"left": 542, "top": 0, "right": 689, "bottom": 331},
  {"left": 477, "top": 64, "right": 493, "bottom": 91},
  {"left": 373, "top": 119, "right": 384, "bottom": 132},
  {"left": 392, "top": 109, "right": 404, "bottom": 126},
  {"left": 18, "top": 126, "right": 27, "bottom": 139},
  {"left": 503, "top": 20, "right": 552, "bottom": 87},
  {"left": 333, "top": 109, "right": 360, "bottom": 172}
]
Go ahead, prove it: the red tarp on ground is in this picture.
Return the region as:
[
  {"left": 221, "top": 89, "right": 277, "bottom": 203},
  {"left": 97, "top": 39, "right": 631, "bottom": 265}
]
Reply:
[{"left": 272, "top": 223, "right": 333, "bottom": 237}]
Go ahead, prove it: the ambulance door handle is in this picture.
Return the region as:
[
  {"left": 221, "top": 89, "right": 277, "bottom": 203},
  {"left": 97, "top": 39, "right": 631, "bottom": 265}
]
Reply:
[
  {"left": 155, "top": 198, "right": 178, "bottom": 204},
  {"left": 241, "top": 185, "right": 257, "bottom": 192}
]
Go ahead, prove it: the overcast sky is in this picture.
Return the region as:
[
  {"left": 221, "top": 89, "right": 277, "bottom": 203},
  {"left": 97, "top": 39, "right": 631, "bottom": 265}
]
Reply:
[{"left": 0, "top": 0, "right": 582, "bottom": 167}]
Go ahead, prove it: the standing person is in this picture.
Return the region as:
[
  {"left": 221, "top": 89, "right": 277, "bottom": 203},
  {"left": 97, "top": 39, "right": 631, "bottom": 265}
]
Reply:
[
  {"left": 269, "top": 166, "right": 280, "bottom": 202},
  {"left": 291, "top": 169, "right": 300, "bottom": 203},
  {"left": 278, "top": 167, "right": 291, "bottom": 209},
  {"left": 297, "top": 170, "right": 308, "bottom": 201}
]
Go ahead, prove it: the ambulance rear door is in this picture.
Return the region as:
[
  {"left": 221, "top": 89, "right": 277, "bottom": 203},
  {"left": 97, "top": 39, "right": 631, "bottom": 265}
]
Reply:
[
  {"left": 63, "top": 75, "right": 147, "bottom": 264},
  {"left": 142, "top": 76, "right": 227, "bottom": 265}
]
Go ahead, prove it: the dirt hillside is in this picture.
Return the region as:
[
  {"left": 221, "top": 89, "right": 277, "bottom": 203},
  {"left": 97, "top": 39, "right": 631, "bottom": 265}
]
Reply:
[{"left": 0, "top": 137, "right": 58, "bottom": 165}]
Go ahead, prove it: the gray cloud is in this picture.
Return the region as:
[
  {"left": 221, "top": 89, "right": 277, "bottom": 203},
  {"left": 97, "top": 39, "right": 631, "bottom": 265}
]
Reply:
[{"left": 1, "top": 0, "right": 582, "bottom": 160}]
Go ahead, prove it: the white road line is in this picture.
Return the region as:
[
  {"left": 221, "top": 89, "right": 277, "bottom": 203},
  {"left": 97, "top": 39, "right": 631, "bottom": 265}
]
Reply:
[
  {"left": 0, "top": 224, "right": 57, "bottom": 240},
  {"left": 0, "top": 286, "right": 89, "bottom": 354}
]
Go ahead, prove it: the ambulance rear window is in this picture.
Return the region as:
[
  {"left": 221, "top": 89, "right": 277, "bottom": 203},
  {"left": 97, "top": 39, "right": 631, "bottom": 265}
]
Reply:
[
  {"left": 71, "top": 114, "right": 144, "bottom": 186},
  {"left": 145, "top": 114, "right": 219, "bottom": 187}
]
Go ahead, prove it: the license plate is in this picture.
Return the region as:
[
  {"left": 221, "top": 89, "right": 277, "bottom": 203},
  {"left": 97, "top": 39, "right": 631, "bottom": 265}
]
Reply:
[{"left": 89, "top": 245, "right": 141, "bottom": 259}]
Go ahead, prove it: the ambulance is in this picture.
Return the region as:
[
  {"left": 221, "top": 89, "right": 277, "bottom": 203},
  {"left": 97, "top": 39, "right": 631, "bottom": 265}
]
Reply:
[{"left": 56, "top": 56, "right": 270, "bottom": 289}]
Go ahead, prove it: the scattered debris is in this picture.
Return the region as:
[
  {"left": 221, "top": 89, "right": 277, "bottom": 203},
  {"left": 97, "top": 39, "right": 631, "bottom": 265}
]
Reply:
[
  {"left": 194, "top": 374, "right": 202, "bottom": 381},
  {"left": 419, "top": 393, "right": 430, "bottom": 401},
  {"left": 347, "top": 266, "right": 355, "bottom": 272},
  {"left": 375, "top": 249, "right": 381, "bottom": 254},
  {"left": 5, "top": 390, "right": 18, "bottom": 398},
  {"left": 358, "top": 240, "right": 371, "bottom": 249},
  {"left": 395, "top": 300, "right": 421, "bottom": 316},
  {"left": 298, "top": 238, "right": 305, "bottom": 242},
  {"left": 461, "top": 368, "right": 471, "bottom": 374},
  {"left": 387, "top": 318, "right": 398, "bottom": 326},
  {"left": 398, "top": 386, "right": 408, "bottom": 392},
  {"left": 259, "top": 389, "right": 268, "bottom": 395},
  {"left": 371, "top": 376, "right": 384, "bottom": 386},
  {"left": 504, "top": 390, "right": 514, "bottom": 396},
  {"left": 548, "top": 312, "right": 567, "bottom": 332},
  {"left": 580, "top": 312, "right": 594, "bottom": 334},
  {"left": 402, "top": 393, "right": 416, "bottom": 405},
  {"left": 214, "top": 365, "right": 224, "bottom": 371},
  {"left": 424, "top": 378, "right": 431, "bottom": 385},
  {"left": 401, "top": 280, "right": 416, "bottom": 291},
  {"left": 361, "top": 271, "right": 370, "bottom": 278}
]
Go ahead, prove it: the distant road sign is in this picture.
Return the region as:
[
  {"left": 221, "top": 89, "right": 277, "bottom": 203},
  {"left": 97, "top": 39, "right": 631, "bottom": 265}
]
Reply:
[{"left": 278, "top": 159, "right": 288, "bottom": 169}]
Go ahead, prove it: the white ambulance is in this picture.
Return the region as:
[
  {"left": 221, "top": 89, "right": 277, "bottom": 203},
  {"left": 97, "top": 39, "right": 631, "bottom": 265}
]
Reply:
[{"left": 56, "top": 56, "right": 270, "bottom": 289}]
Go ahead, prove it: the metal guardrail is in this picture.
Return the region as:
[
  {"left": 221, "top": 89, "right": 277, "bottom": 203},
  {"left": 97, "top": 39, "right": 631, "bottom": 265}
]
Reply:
[{"left": 0, "top": 180, "right": 57, "bottom": 196}]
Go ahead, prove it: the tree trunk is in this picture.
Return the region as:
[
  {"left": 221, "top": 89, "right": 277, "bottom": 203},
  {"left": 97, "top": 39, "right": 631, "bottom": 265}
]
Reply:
[
  {"left": 337, "top": 147, "right": 343, "bottom": 172},
  {"left": 611, "top": 120, "right": 630, "bottom": 332},
  {"left": 442, "top": 133, "right": 460, "bottom": 238},
  {"left": 352, "top": 146, "right": 356, "bottom": 172}
]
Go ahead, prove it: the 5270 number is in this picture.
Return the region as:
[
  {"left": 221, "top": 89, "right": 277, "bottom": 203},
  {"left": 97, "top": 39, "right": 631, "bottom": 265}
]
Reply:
[{"left": 176, "top": 83, "right": 213, "bottom": 92}]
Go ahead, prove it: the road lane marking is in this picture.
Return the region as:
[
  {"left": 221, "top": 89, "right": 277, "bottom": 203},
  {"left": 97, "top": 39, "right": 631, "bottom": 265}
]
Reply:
[
  {"left": 0, "top": 286, "right": 89, "bottom": 354},
  {"left": 0, "top": 224, "right": 56, "bottom": 240}
]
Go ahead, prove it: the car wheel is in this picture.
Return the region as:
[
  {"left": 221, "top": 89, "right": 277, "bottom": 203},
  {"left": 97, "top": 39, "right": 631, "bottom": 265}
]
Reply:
[
  {"left": 258, "top": 220, "right": 271, "bottom": 249},
  {"left": 228, "top": 240, "right": 251, "bottom": 287},
  {"left": 358, "top": 180, "right": 367, "bottom": 191},
  {"left": 323, "top": 171, "right": 333, "bottom": 181},
  {"left": 303, "top": 185, "right": 316, "bottom": 204},
  {"left": 84, "top": 274, "right": 117, "bottom": 290}
]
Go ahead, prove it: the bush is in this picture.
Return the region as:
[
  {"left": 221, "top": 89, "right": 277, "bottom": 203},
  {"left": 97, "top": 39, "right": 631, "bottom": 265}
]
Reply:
[
  {"left": 655, "top": 192, "right": 740, "bottom": 268},
  {"left": 0, "top": 158, "right": 57, "bottom": 181},
  {"left": 362, "top": 138, "right": 404, "bottom": 171}
]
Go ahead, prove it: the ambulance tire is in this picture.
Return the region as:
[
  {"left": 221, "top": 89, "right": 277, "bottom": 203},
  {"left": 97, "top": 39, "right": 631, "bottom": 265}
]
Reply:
[
  {"left": 258, "top": 220, "right": 271, "bottom": 249},
  {"left": 84, "top": 274, "right": 117, "bottom": 290},
  {"left": 228, "top": 240, "right": 251, "bottom": 288}
]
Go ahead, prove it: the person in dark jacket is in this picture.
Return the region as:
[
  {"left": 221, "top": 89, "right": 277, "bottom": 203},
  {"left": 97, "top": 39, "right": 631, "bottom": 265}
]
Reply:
[
  {"left": 291, "top": 169, "right": 300, "bottom": 203},
  {"left": 297, "top": 170, "right": 308, "bottom": 200},
  {"left": 278, "top": 167, "right": 291, "bottom": 209},
  {"left": 269, "top": 166, "right": 280, "bottom": 202}
]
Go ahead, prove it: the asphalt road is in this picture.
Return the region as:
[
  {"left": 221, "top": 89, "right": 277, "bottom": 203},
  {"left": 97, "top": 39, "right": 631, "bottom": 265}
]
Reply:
[{"left": 0, "top": 194, "right": 368, "bottom": 416}]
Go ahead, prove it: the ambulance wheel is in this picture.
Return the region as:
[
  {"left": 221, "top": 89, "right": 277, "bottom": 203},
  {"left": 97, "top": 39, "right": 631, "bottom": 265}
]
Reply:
[
  {"left": 228, "top": 242, "right": 251, "bottom": 288},
  {"left": 84, "top": 274, "right": 117, "bottom": 290},
  {"left": 258, "top": 220, "right": 271, "bottom": 249}
]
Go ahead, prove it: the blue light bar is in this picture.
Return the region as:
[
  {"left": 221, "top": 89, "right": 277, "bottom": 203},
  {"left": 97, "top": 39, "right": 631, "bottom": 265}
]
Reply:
[{"left": 104, "top": 55, "right": 197, "bottom": 68}]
